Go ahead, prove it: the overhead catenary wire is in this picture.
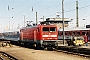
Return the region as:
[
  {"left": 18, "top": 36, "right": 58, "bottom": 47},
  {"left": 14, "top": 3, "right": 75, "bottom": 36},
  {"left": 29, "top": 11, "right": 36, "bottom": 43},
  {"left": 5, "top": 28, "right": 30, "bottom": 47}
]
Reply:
[
  {"left": 5, "top": 0, "right": 43, "bottom": 23},
  {"left": 2, "top": 0, "right": 90, "bottom": 24},
  {"left": 3, "top": 0, "right": 73, "bottom": 20},
  {"left": 0, "top": 0, "right": 30, "bottom": 19},
  {"left": 12, "top": 0, "right": 43, "bottom": 18},
  {"left": 13, "top": 0, "right": 30, "bottom": 9},
  {"left": 47, "top": 3, "right": 90, "bottom": 17},
  {"left": 4, "top": 0, "right": 79, "bottom": 20}
]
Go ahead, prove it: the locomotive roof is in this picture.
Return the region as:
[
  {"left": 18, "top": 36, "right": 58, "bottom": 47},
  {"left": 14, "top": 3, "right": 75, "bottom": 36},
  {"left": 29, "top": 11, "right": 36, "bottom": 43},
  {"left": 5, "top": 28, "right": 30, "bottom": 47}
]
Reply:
[
  {"left": 21, "top": 24, "right": 57, "bottom": 29},
  {"left": 58, "top": 27, "right": 90, "bottom": 31}
]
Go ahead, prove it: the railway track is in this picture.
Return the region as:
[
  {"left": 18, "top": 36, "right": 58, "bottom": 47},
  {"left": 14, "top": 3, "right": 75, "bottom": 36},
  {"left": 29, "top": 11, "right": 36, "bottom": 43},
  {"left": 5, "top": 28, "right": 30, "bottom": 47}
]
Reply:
[
  {"left": 11, "top": 41, "right": 90, "bottom": 58},
  {"left": 57, "top": 46, "right": 90, "bottom": 58},
  {"left": 1, "top": 41, "right": 90, "bottom": 59},
  {"left": 0, "top": 51, "right": 18, "bottom": 60}
]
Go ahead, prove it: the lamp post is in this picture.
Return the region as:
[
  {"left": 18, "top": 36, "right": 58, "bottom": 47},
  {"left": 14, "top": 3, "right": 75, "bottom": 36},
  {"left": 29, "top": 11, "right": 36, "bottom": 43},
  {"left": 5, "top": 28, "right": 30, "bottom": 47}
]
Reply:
[
  {"left": 12, "top": 23, "right": 14, "bottom": 29},
  {"left": 76, "top": 0, "right": 79, "bottom": 27},
  {"left": 23, "top": 15, "right": 25, "bottom": 27},
  {"left": 83, "top": 19, "right": 86, "bottom": 27},
  {"left": 8, "top": 21, "right": 10, "bottom": 30},
  {"left": 62, "top": 0, "right": 65, "bottom": 45}
]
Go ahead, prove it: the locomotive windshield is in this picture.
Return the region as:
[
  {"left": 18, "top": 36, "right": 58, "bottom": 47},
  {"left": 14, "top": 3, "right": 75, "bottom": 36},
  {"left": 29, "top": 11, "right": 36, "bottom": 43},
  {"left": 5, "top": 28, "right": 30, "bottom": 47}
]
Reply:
[
  {"left": 43, "top": 27, "right": 49, "bottom": 31},
  {"left": 43, "top": 27, "right": 56, "bottom": 32},
  {"left": 50, "top": 27, "right": 56, "bottom": 32}
]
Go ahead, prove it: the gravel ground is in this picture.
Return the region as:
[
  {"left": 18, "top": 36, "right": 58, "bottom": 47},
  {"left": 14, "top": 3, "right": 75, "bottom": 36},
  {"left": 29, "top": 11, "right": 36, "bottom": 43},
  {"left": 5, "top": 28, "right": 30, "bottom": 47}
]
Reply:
[{"left": 0, "top": 45, "right": 89, "bottom": 60}]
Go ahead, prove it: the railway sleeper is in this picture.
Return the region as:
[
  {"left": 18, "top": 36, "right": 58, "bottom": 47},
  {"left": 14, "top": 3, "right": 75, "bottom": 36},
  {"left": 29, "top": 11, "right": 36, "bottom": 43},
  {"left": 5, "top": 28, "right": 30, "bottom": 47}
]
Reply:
[
  {"left": 78, "top": 54, "right": 90, "bottom": 58},
  {"left": 0, "top": 51, "right": 18, "bottom": 60},
  {"left": 67, "top": 52, "right": 74, "bottom": 54},
  {"left": 83, "top": 55, "right": 90, "bottom": 58}
]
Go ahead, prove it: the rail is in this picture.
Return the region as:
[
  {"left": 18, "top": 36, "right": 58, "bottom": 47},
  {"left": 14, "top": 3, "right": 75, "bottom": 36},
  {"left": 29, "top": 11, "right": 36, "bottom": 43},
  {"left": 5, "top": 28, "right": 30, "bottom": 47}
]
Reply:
[
  {"left": 57, "top": 46, "right": 90, "bottom": 58},
  {"left": 0, "top": 51, "right": 18, "bottom": 60}
]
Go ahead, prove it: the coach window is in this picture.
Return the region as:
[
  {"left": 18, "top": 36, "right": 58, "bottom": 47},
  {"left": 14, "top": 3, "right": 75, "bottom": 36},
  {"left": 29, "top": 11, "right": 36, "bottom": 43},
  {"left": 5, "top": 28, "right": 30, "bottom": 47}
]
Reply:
[
  {"left": 58, "top": 31, "right": 60, "bottom": 35},
  {"left": 68, "top": 32, "right": 71, "bottom": 35},
  {"left": 65, "top": 32, "right": 67, "bottom": 35},
  {"left": 87, "top": 32, "right": 89, "bottom": 35},
  {"left": 82, "top": 31, "right": 85, "bottom": 35},
  {"left": 72, "top": 32, "right": 75, "bottom": 35},
  {"left": 61, "top": 32, "right": 63, "bottom": 36},
  {"left": 77, "top": 31, "right": 80, "bottom": 35}
]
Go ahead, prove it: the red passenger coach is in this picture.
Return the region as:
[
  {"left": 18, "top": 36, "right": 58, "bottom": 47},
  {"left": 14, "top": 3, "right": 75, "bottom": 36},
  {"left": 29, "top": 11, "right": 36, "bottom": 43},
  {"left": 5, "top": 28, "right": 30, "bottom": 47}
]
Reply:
[
  {"left": 20, "top": 24, "right": 58, "bottom": 49},
  {"left": 58, "top": 27, "right": 90, "bottom": 42}
]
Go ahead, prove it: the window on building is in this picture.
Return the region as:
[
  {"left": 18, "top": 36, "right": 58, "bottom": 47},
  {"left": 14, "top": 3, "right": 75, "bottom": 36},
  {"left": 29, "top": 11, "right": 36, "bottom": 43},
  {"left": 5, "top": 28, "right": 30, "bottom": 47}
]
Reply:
[{"left": 64, "top": 22, "right": 68, "bottom": 24}]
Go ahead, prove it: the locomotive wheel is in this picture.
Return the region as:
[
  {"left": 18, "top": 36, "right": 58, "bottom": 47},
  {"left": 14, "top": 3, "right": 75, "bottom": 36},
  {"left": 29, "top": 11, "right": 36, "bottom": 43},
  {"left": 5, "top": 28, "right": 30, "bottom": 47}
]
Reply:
[{"left": 36, "top": 43, "right": 41, "bottom": 50}]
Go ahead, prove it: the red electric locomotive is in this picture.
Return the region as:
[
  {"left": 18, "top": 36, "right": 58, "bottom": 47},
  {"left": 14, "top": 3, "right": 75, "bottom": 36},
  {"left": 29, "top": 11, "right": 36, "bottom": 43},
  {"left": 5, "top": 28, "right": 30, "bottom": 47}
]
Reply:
[{"left": 20, "top": 24, "right": 58, "bottom": 49}]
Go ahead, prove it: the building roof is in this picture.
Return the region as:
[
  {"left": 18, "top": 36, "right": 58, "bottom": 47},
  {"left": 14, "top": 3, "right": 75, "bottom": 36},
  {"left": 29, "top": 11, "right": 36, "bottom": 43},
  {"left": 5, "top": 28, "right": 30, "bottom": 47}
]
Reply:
[{"left": 46, "top": 18, "right": 70, "bottom": 23}]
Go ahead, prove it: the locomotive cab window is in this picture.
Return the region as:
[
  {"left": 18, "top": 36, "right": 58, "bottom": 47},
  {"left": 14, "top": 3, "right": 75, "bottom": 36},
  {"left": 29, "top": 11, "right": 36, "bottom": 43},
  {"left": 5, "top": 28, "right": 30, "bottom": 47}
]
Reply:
[
  {"left": 50, "top": 27, "right": 56, "bottom": 32},
  {"left": 43, "top": 27, "right": 49, "bottom": 32}
]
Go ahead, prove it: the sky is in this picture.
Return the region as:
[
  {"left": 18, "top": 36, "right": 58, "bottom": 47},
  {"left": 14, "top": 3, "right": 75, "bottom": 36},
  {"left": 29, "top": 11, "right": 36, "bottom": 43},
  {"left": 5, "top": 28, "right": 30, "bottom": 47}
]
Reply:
[{"left": 0, "top": 0, "right": 90, "bottom": 31}]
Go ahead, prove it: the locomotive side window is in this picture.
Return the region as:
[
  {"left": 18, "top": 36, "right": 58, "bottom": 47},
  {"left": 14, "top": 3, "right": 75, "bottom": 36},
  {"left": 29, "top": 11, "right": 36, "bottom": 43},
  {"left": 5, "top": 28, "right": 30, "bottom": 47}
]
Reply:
[
  {"left": 37, "top": 28, "right": 39, "bottom": 32},
  {"left": 50, "top": 27, "right": 56, "bottom": 32},
  {"left": 43, "top": 27, "right": 49, "bottom": 31}
]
